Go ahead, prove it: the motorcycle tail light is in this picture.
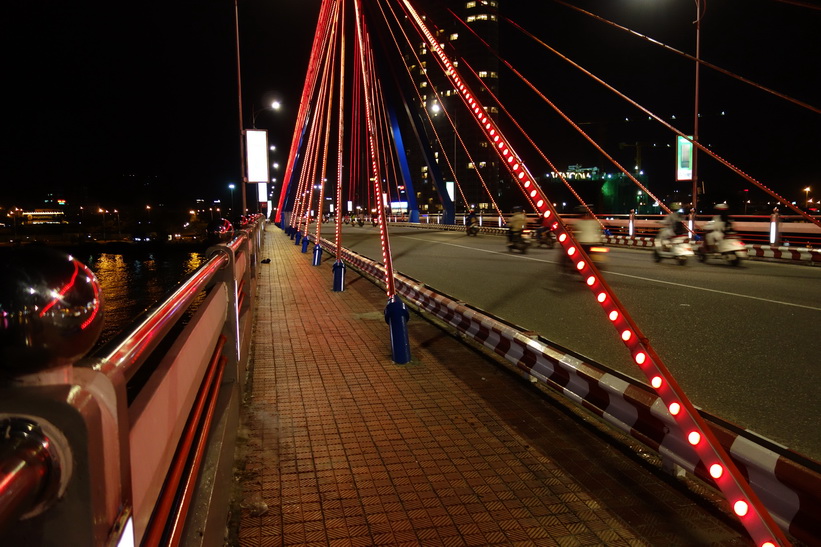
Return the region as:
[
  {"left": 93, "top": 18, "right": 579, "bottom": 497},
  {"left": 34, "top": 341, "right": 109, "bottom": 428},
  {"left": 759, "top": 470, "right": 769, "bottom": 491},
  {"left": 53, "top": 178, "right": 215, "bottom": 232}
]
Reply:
[{"left": 590, "top": 247, "right": 609, "bottom": 253}]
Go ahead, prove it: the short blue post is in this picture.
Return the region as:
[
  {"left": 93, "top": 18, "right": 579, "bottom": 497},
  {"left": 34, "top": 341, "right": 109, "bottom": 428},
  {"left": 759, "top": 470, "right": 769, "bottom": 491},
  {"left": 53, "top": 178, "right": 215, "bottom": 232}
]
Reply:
[
  {"left": 312, "top": 243, "right": 322, "bottom": 265},
  {"left": 294, "top": 231, "right": 302, "bottom": 245},
  {"left": 301, "top": 235, "right": 310, "bottom": 253},
  {"left": 384, "top": 295, "right": 411, "bottom": 364},
  {"left": 332, "top": 260, "right": 346, "bottom": 291}
]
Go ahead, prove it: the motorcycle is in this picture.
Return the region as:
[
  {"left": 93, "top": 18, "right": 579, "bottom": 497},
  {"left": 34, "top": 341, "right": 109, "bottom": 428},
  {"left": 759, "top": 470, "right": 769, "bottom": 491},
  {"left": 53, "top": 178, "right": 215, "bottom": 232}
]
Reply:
[
  {"left": 535, "top": 228, "right": 556, "bottom": 248},
  {"left": 467, "top": 222, "right": 480, "bottom": 236},
  {"left": 507, "top": 229, "right": 531, "bottom": 253},
  {"left": 697, "top": 232, "right": 747, "bottom": 266},
  {"left": 653, "top": 234, "right": 694, "bottom": 265},
  {"left": 559, "top": 243, "right": 609, "bottom": 274}
]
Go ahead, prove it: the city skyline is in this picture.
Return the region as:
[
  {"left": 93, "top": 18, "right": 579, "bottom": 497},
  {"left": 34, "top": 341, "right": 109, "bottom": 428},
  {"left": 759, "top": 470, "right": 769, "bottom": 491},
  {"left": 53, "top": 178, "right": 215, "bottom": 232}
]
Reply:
[{"left": 3, "top": 0, "right": 819, "bottom": 213}]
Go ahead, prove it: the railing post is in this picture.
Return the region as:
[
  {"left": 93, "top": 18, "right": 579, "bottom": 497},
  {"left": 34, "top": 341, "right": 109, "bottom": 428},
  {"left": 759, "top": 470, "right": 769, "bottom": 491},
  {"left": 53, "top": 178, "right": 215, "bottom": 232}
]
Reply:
[
  {"left": 0, "top": 247, "right": 128, "bottom": 545},
  {"left": 770, "top": 207, "right": 781, "bottom": 246}
]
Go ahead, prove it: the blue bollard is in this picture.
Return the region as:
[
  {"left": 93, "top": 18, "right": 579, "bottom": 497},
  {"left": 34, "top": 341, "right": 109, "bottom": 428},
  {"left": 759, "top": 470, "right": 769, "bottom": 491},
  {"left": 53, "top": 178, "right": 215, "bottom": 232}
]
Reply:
[
  {"left": 301, "top": 235, "right": 310, "bottom": 253},
  {"left": 332, "top": 260, "right": 346, "bottom": 291},
  {"left": 312, "top": 243, "right": 322, "bottom": 265},
  {"left": 384, "top": 295, "right": 411, "bottom": 364},
  {"left": 294, "top": 231, "right": 301, "bottom": 245}
]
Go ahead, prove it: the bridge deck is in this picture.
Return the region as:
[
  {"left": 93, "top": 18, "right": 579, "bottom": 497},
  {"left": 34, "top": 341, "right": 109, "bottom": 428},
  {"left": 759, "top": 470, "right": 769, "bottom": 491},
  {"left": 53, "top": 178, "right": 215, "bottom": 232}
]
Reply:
[{"left": 233, "top": 225, "right": 749, "bottom": 546}]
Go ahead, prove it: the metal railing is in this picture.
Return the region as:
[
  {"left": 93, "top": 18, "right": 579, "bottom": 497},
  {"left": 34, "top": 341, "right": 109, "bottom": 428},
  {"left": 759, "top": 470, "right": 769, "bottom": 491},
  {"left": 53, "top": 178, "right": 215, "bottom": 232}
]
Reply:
[{"left": 0, "top": 217, "right": 264, "bottom": 546}]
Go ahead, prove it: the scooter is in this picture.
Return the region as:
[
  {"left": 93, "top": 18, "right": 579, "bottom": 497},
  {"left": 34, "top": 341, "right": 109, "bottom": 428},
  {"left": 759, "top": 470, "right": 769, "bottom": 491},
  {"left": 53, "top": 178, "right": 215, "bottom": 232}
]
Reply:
[
  {"left": 653, "top": 234, "right": 694, "bottom": 265},
  {"left": 697, "top": 232, "right": 747, "bottom": 266},
  {"left": 507, "top": 229, "right": 531, "bottom": 253}
]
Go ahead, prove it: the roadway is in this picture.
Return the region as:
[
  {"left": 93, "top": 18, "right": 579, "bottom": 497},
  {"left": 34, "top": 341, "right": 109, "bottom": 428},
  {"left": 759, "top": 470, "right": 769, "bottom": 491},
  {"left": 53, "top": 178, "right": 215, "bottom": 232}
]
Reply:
[{"left": 329, "top": 224, "right": 821, "bottom": 462}]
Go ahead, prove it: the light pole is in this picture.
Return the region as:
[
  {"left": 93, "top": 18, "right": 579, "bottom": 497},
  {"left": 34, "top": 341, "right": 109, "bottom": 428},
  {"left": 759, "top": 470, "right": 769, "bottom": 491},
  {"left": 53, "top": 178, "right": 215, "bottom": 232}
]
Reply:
[
  {"left": 691, "top": 0, "right": 705, "bottom": 217},
  {"left": 114, "top": 209, "right": 121, "bottom": 239},
  {"left": 229, "top": 184, "right": 236, "bottom": 216},
  {"left": 805, "top": 187, "right": 811, "bottom": 209},
  {"left": 99, "top": 208, "right": 107, "bottom": 241}
]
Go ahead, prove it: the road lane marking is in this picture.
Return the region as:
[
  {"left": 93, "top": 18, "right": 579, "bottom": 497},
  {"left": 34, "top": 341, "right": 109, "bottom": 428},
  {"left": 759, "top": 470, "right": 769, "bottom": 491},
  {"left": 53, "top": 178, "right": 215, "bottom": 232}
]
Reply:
[{"left": 399, "top": 235, "right": 821, "bottom": 312}]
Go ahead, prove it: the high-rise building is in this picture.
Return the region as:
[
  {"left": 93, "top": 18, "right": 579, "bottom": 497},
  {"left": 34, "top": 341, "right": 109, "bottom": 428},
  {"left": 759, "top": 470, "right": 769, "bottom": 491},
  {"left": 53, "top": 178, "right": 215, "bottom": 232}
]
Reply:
[{"left": 400, "top": 0, "right": 509, "bottom": 215}]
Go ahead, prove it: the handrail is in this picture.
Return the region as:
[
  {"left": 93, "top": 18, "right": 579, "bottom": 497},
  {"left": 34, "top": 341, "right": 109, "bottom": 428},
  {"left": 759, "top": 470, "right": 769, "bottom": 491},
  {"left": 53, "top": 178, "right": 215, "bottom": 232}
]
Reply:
[{"left": 91, "top": 239, "right": 234, "bottom": 380}]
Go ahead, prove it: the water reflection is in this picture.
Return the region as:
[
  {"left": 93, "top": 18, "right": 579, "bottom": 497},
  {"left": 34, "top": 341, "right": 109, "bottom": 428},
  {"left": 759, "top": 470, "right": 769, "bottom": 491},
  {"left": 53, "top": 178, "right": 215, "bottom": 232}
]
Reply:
[{"left": 86, "top": 251, "right": 205, "bottom": 348}]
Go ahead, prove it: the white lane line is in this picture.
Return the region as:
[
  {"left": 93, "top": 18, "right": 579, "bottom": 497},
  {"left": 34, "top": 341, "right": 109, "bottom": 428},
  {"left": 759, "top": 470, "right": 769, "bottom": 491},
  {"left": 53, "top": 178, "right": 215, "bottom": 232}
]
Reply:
[{"left": 400, "top": 235, "right": 821, "bottom": 312}]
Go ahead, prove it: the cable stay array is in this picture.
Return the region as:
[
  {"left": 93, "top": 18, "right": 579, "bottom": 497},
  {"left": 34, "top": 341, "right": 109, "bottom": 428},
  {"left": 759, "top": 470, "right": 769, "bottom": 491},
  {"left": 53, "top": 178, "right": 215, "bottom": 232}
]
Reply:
[{"left": 272, "top": 0, "right": 807, "bottom": 543}]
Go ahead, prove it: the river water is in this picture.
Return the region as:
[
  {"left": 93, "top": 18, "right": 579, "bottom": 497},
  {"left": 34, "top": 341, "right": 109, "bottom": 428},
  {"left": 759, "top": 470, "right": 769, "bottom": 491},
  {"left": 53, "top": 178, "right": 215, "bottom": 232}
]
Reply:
[{"left": 79, "top": 249, "right": 206, "bottom": 349}]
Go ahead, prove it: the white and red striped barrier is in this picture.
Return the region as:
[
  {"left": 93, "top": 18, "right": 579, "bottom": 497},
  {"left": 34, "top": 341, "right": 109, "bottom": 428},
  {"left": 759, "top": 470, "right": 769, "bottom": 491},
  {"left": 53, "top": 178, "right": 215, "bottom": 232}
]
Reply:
[{"left": 316, "top": 236, "right": 821, "bottom": 545}]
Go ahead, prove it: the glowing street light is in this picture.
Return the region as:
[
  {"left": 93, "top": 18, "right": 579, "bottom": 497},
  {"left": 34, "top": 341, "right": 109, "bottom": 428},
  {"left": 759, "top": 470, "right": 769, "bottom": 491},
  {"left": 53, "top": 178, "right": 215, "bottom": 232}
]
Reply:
[
  {"left": 805, "top": 187, "right": 811, "bottom": 209},
  {"left": 229, "top": 183, "right": 236, "bottom": 215}
]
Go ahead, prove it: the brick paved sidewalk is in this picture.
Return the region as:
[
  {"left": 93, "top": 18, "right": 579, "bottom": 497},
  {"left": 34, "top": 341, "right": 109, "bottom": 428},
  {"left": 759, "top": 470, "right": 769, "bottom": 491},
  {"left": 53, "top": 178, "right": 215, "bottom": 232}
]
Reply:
[{"left": 232, "top": 225, "right": 748, "bottom": 546}]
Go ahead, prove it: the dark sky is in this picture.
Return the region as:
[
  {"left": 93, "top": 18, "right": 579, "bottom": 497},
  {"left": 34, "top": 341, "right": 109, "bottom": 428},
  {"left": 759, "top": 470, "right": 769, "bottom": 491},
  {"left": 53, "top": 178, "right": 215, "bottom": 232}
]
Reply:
[{"left": 3, "top": 0, "right": 819, "bottom": 210}]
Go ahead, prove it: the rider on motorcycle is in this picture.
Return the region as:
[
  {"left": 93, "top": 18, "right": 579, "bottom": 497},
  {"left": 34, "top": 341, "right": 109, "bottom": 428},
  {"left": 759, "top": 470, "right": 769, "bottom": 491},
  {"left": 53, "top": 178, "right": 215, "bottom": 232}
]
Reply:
[
  {"left": 658, "top": 202, "right": 686, "bottom": 249},
  {"left": 467, "top": 209, "right": 478, "bottom": 227},
  {"left": 507, "top": 206, "right": 527, "bottom": 244},
  {"left": 705, "top": 203, "right": 732, "bottom": 250}
]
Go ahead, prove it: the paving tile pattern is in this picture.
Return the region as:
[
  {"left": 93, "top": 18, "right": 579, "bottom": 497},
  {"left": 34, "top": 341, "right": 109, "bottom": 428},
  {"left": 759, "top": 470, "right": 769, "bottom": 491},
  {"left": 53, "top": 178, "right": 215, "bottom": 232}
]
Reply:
[{"left": 234, "top": 227, "right": 750, "bottom": 546}]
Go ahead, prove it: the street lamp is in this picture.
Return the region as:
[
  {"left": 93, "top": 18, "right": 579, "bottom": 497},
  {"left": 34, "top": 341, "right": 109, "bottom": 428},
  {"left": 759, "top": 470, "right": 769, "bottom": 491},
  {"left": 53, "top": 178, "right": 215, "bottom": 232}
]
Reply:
[
  {"left": 114, "top": 209, "right": 121, "bottom": 239},
  {"left": 251, "top": 100, "right": 282, "bottom": 128},
  {"left": 805, "top": 187, "right": 811, "bottom": 209},
  {"left": 99, "top": 208, "right": 107, "bottom": 241},
  {"left": 229, "top": 183, "right": 236, "bottom": 215}
]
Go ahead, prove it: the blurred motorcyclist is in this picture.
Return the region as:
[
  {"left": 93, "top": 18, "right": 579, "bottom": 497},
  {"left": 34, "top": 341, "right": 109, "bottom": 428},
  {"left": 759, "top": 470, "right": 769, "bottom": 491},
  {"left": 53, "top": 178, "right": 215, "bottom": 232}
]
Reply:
[
  {"left": 507, "top": 206, "right": 527, "bottom": 243},
  {"left": 466, "top": 209, "right": 478, "bottom": 227},
  {"left": 574, "top": 209, "right": 601, "bottom": 251},
  {"left": 705, "top": 203, "right": 732, "bottom": 250},
  {"left": 658, "top": 202, "right": 686, "bottom": 249}
]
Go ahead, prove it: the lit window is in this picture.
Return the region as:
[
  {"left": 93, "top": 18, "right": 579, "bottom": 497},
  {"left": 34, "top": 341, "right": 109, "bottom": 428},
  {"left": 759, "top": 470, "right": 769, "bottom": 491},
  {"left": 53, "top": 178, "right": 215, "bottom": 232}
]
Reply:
[
  {"left": 468, "top": 162, "right": 475, "bottom": 169},
  {"left": 419, "top": 81, "right": 428, "bottom": 88},
  {"left": 449, "top": 33, "right": 459, "bottom": 41},
  {"left": 466, "top": 1, "right": 476, "bottom": 8},
  {"left": 478, "top": 71, "right": 488, "bottom": 78}
]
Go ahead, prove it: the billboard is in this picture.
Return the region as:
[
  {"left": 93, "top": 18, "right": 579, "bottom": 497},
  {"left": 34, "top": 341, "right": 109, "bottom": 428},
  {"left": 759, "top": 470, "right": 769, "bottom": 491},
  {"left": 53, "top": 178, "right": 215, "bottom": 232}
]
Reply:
[
  {"left": 245, "top": 129, "right": 270, "bottom": 183},
  {"left": 676, "top": 136, "right": 693, "bottom": 181}
]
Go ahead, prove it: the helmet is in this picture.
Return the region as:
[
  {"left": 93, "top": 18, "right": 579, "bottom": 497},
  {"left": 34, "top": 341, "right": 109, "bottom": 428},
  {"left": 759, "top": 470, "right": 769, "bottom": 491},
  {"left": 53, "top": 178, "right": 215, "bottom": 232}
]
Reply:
[{"left": 715, "top": 203, "right": 729, "bottom": 211}]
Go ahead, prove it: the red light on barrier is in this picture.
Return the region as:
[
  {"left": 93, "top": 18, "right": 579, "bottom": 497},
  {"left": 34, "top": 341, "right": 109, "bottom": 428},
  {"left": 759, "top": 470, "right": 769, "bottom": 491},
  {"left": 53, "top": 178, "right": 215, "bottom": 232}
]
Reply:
[
  {"left": 709, "top": 464, "right": 723, "bottom": 479},
  {"left": 621, "top": 330, "right": 631, "bottom": 341},
  {"left": 609, "top": 310, "right": 619, "bottom": 321},
  {"left": 559, "top": 234, "right": 567, "bottom": 243},
  {"left": 650, "top": 376, "right": 663, "bottom": 388},
  {"left": 576, "top": 260, "right": 585, "bottom": 270},
  {"left": 669, "top": 402, "right": 681, "bottom": 416},
  {"left": 634, "top": 352, "right": 646, "bottom": 365},
  {"left": 688, "top": 431, "right": 701, "bottom": 445},
  {"left": 734, "top": 500, "right": 749, "bottom": 517},
  {"left": 586, "top": 276, "right": 595, "bottom": 286},
  {"left": 568, "top": 246, "right": 576, "bottom": 256},
  {"left": 597, "top": 292, "right": 607, "bottom": 303}
]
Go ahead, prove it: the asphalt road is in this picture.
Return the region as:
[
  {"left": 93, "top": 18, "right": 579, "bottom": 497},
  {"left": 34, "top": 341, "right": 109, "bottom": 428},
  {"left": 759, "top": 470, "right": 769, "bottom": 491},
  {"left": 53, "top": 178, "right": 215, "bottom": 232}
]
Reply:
[{"left": 330, "top": 224, "right": 821, "bottom": 462}]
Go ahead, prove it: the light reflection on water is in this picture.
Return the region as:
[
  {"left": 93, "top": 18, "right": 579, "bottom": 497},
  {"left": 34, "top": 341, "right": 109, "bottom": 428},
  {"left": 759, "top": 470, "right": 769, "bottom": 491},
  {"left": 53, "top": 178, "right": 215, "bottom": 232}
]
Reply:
[{"left": 83, "top": 251, "right": 206, "bottom": 348}]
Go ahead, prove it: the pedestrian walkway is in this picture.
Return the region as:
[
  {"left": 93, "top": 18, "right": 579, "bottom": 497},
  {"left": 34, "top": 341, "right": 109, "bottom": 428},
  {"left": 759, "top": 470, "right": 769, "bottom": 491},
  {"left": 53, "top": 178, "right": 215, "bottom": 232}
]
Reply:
[{"left": 232, "top": 225, "right": 749, "bottom": 546}]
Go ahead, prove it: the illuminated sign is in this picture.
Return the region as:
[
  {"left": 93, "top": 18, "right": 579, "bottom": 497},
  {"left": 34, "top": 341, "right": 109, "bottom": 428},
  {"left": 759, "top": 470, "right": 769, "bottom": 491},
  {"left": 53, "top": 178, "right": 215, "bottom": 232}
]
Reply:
[
  {"left": 245, "top": 129, "right": 270, "bottom": 183},
  {"left": 676, "top": 136, "right": 693, "bottom": 181}
]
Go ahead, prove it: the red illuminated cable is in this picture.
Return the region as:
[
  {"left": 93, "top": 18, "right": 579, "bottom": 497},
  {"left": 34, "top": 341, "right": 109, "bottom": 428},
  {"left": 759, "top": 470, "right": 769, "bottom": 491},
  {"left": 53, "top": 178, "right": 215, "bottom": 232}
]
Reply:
[
  {"left": 399, "top": 1, "right": 790, "bottom": 544},
  {"left": 550, "top": 0, "right": 821, "bottom": 116},
  {"left": 353, "top": 0, "right": 397, "bottom": 297},
  {"left": 313, "top": 1, "right": 342, "bottom": 244},
  {"left": 503, "top": 15, "right": 819, "bottom": 230},
  {"left": 334, "top": 0, "right": 346, "bottom": 261},
  {"left": 276, "top": 0, "right": 336, "bottom": 225},
  {"left": 38, "top": 260, "right": 79, "bottom": 317}
]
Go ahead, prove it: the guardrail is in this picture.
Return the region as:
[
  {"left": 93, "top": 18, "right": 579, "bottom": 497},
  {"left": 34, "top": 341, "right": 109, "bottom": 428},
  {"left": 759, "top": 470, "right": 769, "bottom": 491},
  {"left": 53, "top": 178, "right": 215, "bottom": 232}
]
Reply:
[
  {"left": 393, "top": 212, "right": 821, "bottom": 248},
  {"left": 0, "top": 218, "right": 264, "bottom": 545},
  {"left": 316, "top": 234, "right": 821, "bottom": 546},
  {"left": 390, "top": 221, "right": 821, "bottom": 265}
]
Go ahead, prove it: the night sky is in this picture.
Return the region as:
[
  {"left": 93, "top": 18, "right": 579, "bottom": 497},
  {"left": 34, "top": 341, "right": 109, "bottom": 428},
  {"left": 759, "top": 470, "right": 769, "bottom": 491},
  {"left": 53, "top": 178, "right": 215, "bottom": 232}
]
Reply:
[{"left": 4, "top": 0, "right": 819, "bottom": 211}]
